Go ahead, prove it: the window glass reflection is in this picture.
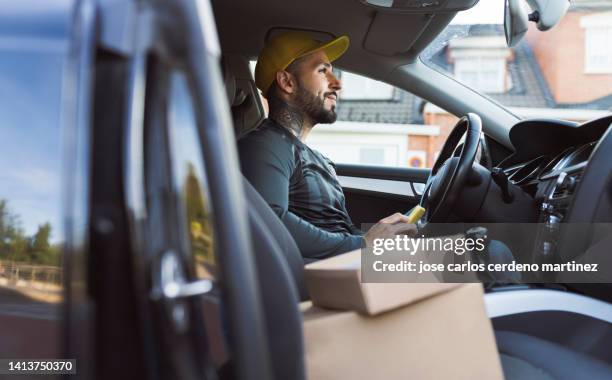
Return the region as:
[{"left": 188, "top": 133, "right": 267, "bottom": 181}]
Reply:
[
  {"left": 167, "top": 72, "right": 217, "bottom": 281},
  {"left": 0, "top": 33, "right": 66, "bottom": 356},
  {"left": 0, "top": 52, "right": 64, "bottom": 274}
]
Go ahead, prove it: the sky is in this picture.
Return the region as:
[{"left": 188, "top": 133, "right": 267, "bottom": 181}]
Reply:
[
  {"left": 0, "top": 50, "right": 65, "bottom": 243},
  {"left": 0, "top": 4, "right": 69, "bottom": 243},
  {"left": 451, "top": 0, "right": 506, "bottom": 25}
]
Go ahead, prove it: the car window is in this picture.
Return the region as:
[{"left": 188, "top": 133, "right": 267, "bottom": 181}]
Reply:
[
  {"left": 248, "top": 61, "right": 450, "bottom": 168},
  {"left": 166, "top": 71, "right": 230, "bottom": 370},
  {"left": 0, "top": 34, "right": 66, "bottom": 357},
  {"left": 421, "top": 0, "right": 612, "bottom": 123},
  {"left": 308, "top": 70, "right": 456, "bottom": 169},
  {"left": 167, "top": 72, "right": 217, "bottom": 281}
]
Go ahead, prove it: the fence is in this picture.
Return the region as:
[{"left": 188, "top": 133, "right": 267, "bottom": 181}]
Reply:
[{"left": 0, "top": 260, "right": 62, "bottom": 291}]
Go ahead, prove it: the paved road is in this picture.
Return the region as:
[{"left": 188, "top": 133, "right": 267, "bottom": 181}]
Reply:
[{"left": 0, "top": 286, "right": 62, "bottom": 358}]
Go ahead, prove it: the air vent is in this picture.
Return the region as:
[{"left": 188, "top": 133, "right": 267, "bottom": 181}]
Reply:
[
  {"left": 551, "top": 172, "right": 581, "bottom": 199},
  {"left": 508, "top": 155, "right": 547, "bottom": 185},
  {"left": 503, "top": 166, "right": 521, "bottom": 177}
]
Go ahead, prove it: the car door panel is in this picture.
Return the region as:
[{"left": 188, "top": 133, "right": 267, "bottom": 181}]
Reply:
[{"left": 335, "top": 164, "right": 430, "bottom": 226}]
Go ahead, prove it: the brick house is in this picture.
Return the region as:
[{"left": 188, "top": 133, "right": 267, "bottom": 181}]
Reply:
[{"left": 309, "top": 0, "right": 612, "bottom": 168}]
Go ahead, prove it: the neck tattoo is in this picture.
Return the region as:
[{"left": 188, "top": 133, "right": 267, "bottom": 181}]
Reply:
[{"left": 269, "top": 98, "right": 307, "bottom": 139}]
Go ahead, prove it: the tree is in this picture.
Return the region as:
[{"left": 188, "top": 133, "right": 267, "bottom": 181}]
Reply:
[
  {"left": 29, "top": 222, "right": 52, "bottom": 263},
  {"left": 0, "top": 199, "right": 11, "bottom": 255},
  {"left": 0, "top": 199, "right": 28, "bottom": 261},
  {"left": 0, "top": 199, "right": 58, "bottom": 265}
]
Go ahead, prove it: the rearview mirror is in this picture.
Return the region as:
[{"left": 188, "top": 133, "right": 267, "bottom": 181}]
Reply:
[
  {"left": 525, "top": 0, "right": 570, "bottom": 31},
  {"left": 504, "top": 0, "right": 529, "bottom": 47},
  {"left": 504, "top": 0, "right": 570, "bottom": 47}
]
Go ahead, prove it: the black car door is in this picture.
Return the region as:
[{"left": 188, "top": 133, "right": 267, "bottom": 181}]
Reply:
[
  {"left": 100, "top": 1, "right": 271, "bottom": 379},
  {"left": 51, "top": 0, "right": 272, "bottom": 379}
]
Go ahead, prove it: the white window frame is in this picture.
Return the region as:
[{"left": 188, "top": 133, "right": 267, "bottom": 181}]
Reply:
[
  {"left": 581, "top": 12, "right": 612, "bottom": 74},
  {"left": 448, "top": 36, "right": 511, "bottom": 94},
  {"left": 454, "top": 56, "right": 506, "bottom": 94},
  {"left": 584, "top": 26, "right": 612, "bottom": 74},
  {"left": 339, "top": 71, "right": 395, "bottom": 100}
]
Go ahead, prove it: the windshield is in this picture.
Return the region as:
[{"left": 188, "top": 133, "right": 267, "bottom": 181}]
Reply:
[{"left": 421, "top": 0, "right": 612, "bottom": 123}]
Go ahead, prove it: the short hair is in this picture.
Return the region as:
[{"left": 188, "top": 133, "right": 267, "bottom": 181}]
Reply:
[{"left": 265, "top": 55, "right": 309, "bottom": 106}]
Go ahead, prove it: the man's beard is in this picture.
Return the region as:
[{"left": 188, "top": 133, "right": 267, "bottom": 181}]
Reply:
[{"left": 293, "top": 81, "right": 337, "bottom": 124}]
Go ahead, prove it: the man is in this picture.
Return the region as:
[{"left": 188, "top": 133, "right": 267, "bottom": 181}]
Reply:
[{"left": 238, "top": 32, "right": 416, "bottom": 260}]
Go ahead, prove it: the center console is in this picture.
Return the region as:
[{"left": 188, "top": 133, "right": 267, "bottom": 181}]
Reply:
[{"left": 532, "top": 162, "right": 586, "bottom": 271}]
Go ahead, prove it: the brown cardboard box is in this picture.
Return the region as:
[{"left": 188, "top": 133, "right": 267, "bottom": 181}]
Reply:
[
  {"left": 302, "top": 284, "right": 504, "bottom": 380},
  {"left": 305, "top": 249, "right": 460, "bottom": 315}
]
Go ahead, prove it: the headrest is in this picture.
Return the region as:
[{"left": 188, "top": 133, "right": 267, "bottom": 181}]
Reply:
[
  {"left": 222, "top": 58, "right": 246, "bottom": 107},
  {"left": 222, "top": 58, "right": 237, "bottom": 105},
  {"left": 221, "top": 54, "right": 266, "bottom": 138}
]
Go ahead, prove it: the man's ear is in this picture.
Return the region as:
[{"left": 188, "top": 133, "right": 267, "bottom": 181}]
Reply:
[{"left": 275, "top": 70, "right": 295, "bottom": 95}]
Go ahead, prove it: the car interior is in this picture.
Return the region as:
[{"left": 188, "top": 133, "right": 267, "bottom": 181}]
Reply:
[
  {"left": 2, "top": 0, "right": 611, "bottom": 379},
  {"left": 212, "top": 0, "right": 612, "bottom": 378}
]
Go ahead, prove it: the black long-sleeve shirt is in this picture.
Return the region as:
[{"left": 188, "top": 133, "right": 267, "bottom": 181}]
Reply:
[{"left": 238, "top": 119, "right": 364, "bottom": 259}]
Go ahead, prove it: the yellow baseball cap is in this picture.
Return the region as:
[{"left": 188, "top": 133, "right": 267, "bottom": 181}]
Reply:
[{"left": 255, "top": 31, "right": 350, "bottom": 95}]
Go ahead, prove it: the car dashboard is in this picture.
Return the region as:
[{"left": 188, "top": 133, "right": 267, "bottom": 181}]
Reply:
[
  {"left": 501, "top": 115, "right": 611, "bottom": 211},
  {"left": 496, "top": 115, "right": 612, "bottom": 268}
]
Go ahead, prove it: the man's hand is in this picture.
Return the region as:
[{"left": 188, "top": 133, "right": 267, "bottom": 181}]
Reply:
[{"left": 363, "top": 213, "right": 418, "bottom": 248}]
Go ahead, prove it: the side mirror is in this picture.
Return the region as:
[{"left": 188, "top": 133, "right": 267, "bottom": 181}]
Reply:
[{"left": 504, "top": 0, "right": 529, "bottom": 47}]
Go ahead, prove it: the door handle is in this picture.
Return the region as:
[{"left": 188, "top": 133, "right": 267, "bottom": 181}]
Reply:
[{"left": 152, "top": 249, "right": 213, "bottom": 300}]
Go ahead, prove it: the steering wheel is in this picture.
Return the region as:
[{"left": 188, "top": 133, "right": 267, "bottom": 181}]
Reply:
[{"left": 418, "top": 113, "right": 483, "bottom": 224}]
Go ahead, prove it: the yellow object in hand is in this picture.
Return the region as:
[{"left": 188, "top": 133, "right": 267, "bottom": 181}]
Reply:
[{"left": 407, "top": 206, "right": 426, "bottom": 224}]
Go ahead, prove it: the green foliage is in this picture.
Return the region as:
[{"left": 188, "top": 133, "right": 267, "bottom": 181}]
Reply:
[{"left": 0, "top": 199, "right": 60, "bottom": 266}]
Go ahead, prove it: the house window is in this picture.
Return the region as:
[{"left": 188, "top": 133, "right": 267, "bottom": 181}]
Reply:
[
  {"left": 585, "top": 26, "right": 612, "bottom": 73},
  {"left": 359, "top": 147, "right": 385, "bottom": 165},
  {"left": 454, "top": 57, "right": 506, "bottom": 93},
  {"left": 339, "top": 71, "right": 395, "bottom": 100}
]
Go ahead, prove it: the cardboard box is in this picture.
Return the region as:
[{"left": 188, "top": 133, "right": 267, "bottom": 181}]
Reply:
[
  {"left": 304, "top": 249, "right": 459, "bottom": 315},
  {"left": 302, "top": 284, "right": 504, "bottom": 380}
]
